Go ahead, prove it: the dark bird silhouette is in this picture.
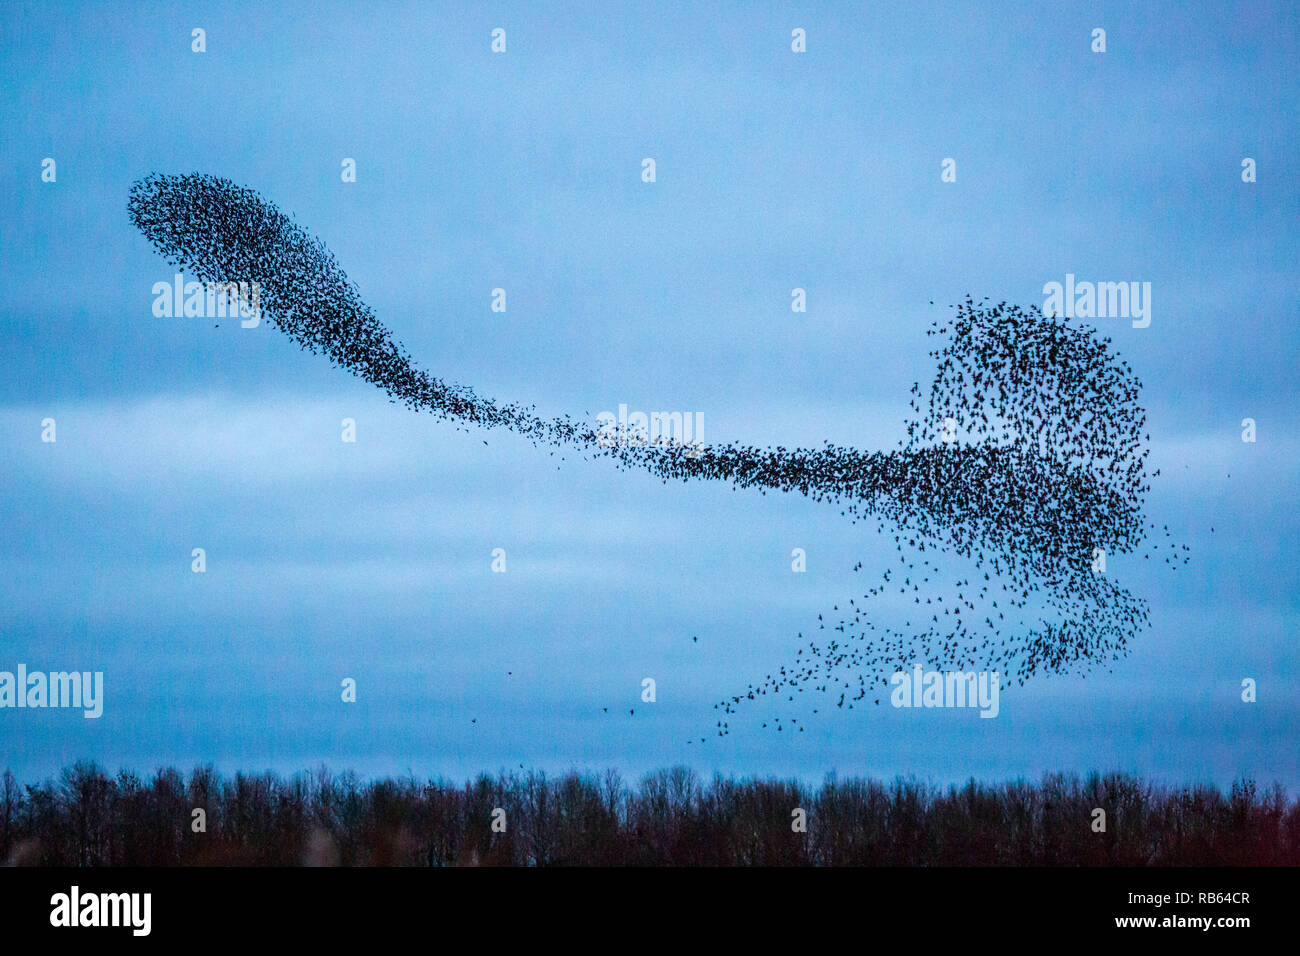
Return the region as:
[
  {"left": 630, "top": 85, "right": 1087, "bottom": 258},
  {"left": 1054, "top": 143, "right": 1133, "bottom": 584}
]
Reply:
[{"left": 126, "top": 172, "right": 1183, "bottom": 736}]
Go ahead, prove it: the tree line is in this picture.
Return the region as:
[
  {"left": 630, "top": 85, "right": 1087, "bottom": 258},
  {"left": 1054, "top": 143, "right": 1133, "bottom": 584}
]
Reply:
[{"left": 2, "top": 763, "right": 1296, "bottom": 866}]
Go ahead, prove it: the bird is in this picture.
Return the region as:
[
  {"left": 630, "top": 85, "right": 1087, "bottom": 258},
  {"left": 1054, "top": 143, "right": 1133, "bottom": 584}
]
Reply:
[{"left": 125, "top": 176, "right": 1180, "bottom": 738}]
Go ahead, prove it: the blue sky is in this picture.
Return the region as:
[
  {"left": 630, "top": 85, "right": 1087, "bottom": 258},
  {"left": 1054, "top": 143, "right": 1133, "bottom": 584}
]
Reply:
[{"left": 1, "top": 0, "right": 1297, "bottom": 788}]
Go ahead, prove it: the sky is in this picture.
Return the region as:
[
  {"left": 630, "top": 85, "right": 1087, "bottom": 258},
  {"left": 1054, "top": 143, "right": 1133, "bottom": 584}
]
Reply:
[{"left": 1, "top": 0, "right": 1297, "bottom": 789}]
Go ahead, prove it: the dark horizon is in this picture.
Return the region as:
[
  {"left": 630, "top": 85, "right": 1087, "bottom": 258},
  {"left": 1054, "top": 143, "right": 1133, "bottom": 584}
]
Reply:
[{"left": 5, "top": 761, "right": 1297, "bottom": 866}]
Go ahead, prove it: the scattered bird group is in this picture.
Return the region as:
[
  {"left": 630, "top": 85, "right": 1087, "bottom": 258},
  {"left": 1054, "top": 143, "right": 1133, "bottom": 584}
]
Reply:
[{"left": 128, "top": 174, "right": 1186, "bottom": 739}]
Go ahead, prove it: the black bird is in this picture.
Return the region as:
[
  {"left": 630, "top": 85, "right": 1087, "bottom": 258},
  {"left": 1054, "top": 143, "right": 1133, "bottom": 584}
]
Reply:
[{"left": 125, "top": 175, "right": 1181, "bottom": 735}]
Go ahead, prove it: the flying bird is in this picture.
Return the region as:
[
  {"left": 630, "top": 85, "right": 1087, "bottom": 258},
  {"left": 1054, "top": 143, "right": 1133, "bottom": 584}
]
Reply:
[{"left": 127, "top": 171, "right": 1183, "bottom": 731}]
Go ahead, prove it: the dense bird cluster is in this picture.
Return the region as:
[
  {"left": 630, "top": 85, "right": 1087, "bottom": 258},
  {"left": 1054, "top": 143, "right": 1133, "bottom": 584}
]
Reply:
[
  {"left": 128, "top": 172, "right": 1186, "bottom": 734},
  {"left": 714, "top": 300, "right": 1188, "bottom": 733}
]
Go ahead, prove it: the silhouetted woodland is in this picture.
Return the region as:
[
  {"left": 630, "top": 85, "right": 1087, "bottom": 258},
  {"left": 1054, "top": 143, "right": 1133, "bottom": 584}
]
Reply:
[{"left": 3, "top": 763, "right": 1295, "bottom": 866}]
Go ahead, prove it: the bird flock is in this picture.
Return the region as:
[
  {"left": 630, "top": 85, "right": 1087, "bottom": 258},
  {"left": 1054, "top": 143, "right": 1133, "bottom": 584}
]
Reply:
[
  {"left": 712, "top": 302, "right": 1188, "bottom": 736},
  {"left": 128, "top": 172, "right": 1186, "bottom": 736}
]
